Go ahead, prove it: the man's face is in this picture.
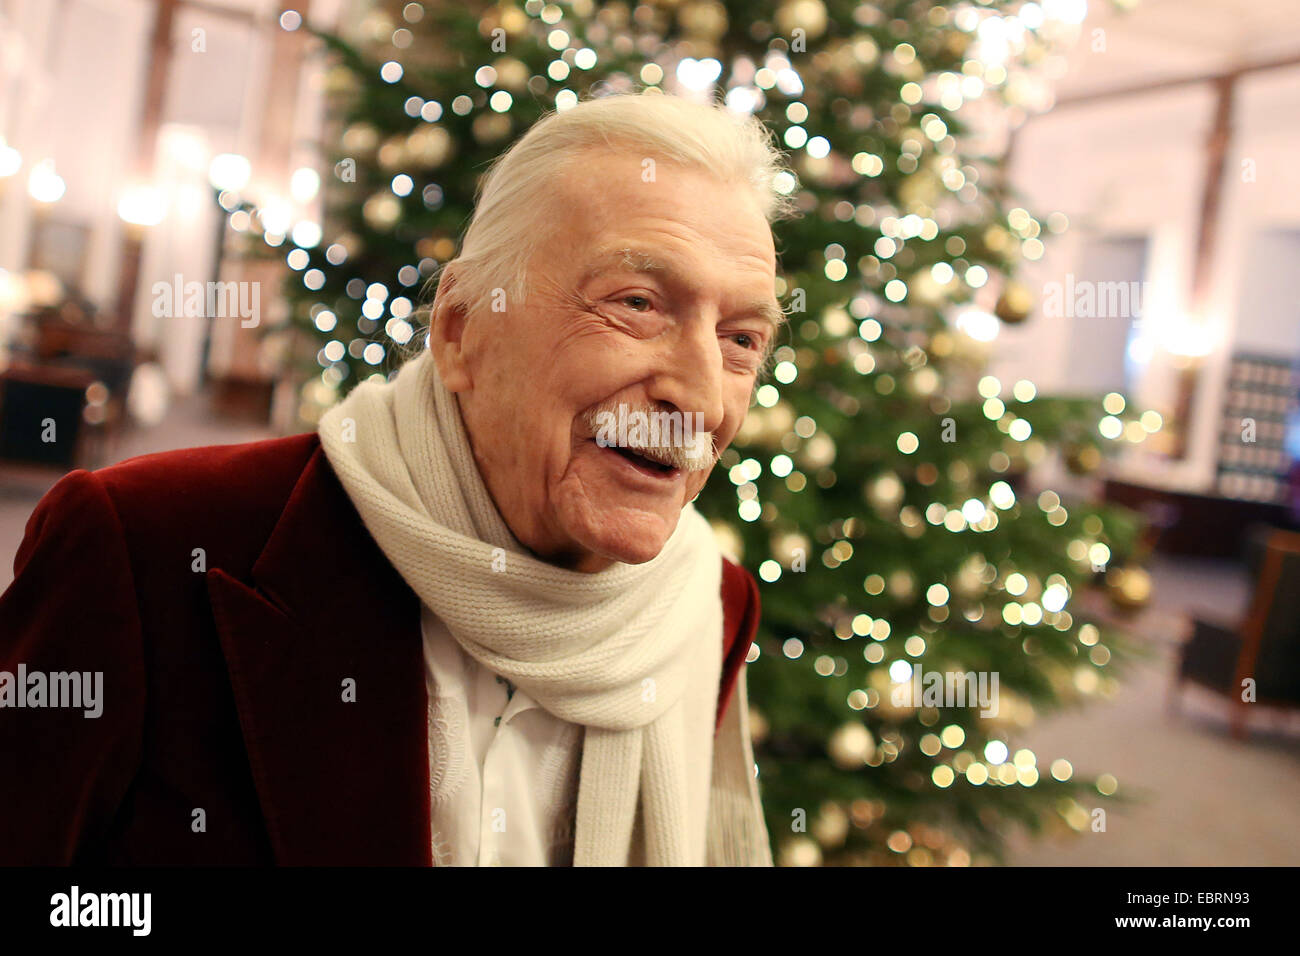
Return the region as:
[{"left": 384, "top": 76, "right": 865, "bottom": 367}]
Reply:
[{"left": 440, "top": 149, "right": 780, "bottom": 571}]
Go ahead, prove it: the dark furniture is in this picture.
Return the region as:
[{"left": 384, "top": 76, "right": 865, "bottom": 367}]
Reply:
[{"left": 1172, "top": 527, "right": 1300, "bottom": 738}]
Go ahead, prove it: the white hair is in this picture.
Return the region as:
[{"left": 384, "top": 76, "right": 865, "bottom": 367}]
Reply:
[{"left": 438, "top": 91, "right": 797, "bottom": 315}]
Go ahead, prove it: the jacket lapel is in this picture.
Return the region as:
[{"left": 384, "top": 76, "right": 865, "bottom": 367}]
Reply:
[{"left": 206, "top": 445, "right": 430, "bottom": 865}]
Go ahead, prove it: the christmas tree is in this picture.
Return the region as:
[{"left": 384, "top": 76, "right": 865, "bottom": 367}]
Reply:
[{"left": 233, "top": 0, "right": 1152, "bottom": 865}]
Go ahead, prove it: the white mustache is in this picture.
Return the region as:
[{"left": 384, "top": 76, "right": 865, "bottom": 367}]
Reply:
[{"left": 581, "top": 402, "right": 718, "bottom": 472}]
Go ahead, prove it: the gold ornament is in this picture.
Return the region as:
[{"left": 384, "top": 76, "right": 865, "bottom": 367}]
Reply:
[
  {"left": 945, "top": 29, "right": 972, "bottom": 59},
  {"left": 983, "top": 224, "right": 1012, "bottom": 254},
  {"left": 472, "top": 112, "right": 512, "bottom": 144},
  {"left": 981, "top": 687, "right": 1028, "bottom": 729},
  {"left": 492, "top": 56, "right": 530, "bottom": 92},
  {"left": 362, "top": 192, "right": 401, "bottom": 229},
  {"left": 341, "top": 123, "right": 379, "bottom": 154},
  {"left": 775, "top": 0, "right": 828, "bottom": 39},
  {"left": 740, "top": 401, "right": 795, "bottom": 448},
  {"left": 909, "top": 269, "right": 948, "bottom": 307},
  {"left": 406, "top": 126, "right": 452, "bottom": 168},
  {"left": 333, "top": 232, "right": 362, "bottom": 258},
  {"left": 323, "top": 65, "right": 358, "bottom": 95},
  {"left": 498, "top": 5, "right": 529, "bottom": 36},
  {"left": 828, "top": 721, "right": 876, "bottom": 768},
  {"left": 1064, "top": 443, "right": 1103, "bottom": 475},
  {"left": 377, "top": 135, "right": 407, "bottom": 170},
  {"left": 821, "top": 306, "right": 853, "bottom": 337},
  {"left": 867, "top": 471, "right": 904, "bottom": 511},
  {"left": 676, "top": 0, "right": 727, "bottom": 39},
  {"left": 812, "top": 802, "right": 850, "bottom": 848},
  {"left": 799, "top": 433, "right": 836, "bottom": 469},
  {"left": 772, "top": 531, "right": 810, "bottom": 568},
  {"left": 887, "top": 568, "right": 916, "bottom": 602},
  {"left": 899, "top": 165, "right": 942, "bottom": 211},
  {"left": 1106, "top": 566, "right": 1152, "bottom": 611},
  {"left": 908, "top": 366, "right": 941, "bottom": 397},
  {"left": 994, "top": 280, "right": 1035, "bottom": 325},
  {"left": 954, "top": 554, "right": 988, "bottom": 598},
  {"left": 778, "top": 836, "right": 823, "bottom": 867}
]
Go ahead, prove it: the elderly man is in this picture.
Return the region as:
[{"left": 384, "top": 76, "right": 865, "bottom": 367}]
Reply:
[{"left": 0, "top": 92, "right": 790, "bottom": 866}]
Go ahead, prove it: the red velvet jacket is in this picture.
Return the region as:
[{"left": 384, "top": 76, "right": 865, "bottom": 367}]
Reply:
[{"left": 0, "top": 432, "right": 760, "bottom": 865}]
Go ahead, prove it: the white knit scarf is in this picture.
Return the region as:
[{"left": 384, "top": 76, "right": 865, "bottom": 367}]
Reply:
[{"left": 317, "top": 349, "right": 772, "bottom": 866}]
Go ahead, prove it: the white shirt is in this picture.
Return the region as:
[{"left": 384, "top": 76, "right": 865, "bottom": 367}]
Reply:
[{"left": 421, "top": 604, "right": 583, "bottom": 866}]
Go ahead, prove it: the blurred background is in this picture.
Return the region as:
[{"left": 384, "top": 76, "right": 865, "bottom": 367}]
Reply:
[{"left": 0, "top": 0, "right": 1297, "bottom": 865}]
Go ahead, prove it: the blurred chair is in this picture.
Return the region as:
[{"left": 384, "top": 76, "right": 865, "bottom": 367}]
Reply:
[
  {"left": 0, "top": 364, "right": 96, "bottom": 469},
  {"left": 1171, "top": 527, "right": 1300, "bottom": 739}
]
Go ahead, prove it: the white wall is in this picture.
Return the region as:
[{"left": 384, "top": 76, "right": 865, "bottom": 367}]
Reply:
[
  {"left": 0, "top": 0, "right": 151, "bottom": 307},
  {"left": 0, "top": 0, "right": 341, "bottom": 397},
  {"left": 999, "top": 65, "right": 1300, "bottom": 494}
]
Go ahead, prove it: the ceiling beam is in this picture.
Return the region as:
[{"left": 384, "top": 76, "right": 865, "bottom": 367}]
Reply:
[{"left": 1049, "top": 50, "right": 1300, "bottom": 111}]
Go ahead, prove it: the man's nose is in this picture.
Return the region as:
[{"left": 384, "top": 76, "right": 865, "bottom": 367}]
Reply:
[{"left": 645, "top": 321, "right": 726, "bottom": 437}]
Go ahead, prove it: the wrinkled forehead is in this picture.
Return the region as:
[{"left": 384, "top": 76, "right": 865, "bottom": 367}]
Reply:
[{"left": 550, "top": 146, "right": 777, "bottom": 262}]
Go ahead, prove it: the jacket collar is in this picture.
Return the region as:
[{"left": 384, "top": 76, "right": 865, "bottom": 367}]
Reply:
[
  {"left": 206, "top": 443, "right": 430, "bottom": 865},
  {"left": 204, "top": 438, "right": 754, "bottom": 865}
]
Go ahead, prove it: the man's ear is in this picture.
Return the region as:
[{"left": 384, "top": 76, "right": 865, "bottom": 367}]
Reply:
[{"left": 428, "top": 263, "right": 473, "bottom": 392}]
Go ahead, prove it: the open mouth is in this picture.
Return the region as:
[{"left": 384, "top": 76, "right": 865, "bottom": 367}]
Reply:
[{"left": 597, "top": 441, "right": 681, "bottom": 479}]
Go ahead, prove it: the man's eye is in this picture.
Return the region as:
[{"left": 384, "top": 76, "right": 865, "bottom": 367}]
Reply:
[
  {"left": 731, "top": 332, "right": 759, "bottom": 350},
  {"left": 620, "top": 295, "right": 652, "bottom": 312}
]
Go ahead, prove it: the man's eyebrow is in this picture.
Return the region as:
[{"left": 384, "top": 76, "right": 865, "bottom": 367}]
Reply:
[
  {"left": 580, "top": 247, "right": 667, "bottom": 282},
  {"left": 583, "top": 247, "right": 786, "bottom": 329},
  {"left": 742, "top": 298, "right": 786, "bottom": 331}
]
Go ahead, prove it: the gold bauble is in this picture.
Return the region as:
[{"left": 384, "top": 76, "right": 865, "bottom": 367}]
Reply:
[
  {"left": 1064, "top": 443, "right": 1103, "bottom": 475},
  {"left": 323, "top": 65, "right": 358, "bottom": 95},
  {"left": 983, "top": 224, "right": 1012, "bottom": 254},
  {"left": 812, "top": 802, "right": 850, "bottom": 848},
  {"left": 498, "top": 5, "right": 529, "bottom": 36},
  {"left": 333, "top": 232, "right": 362, "bottom": 258},
  {"left": 492, "top": 56, "right": 530, "bottom": 92},
  {"left": 867, "top": 471, "right": 904, "bottom": 510},
  {"left": 1106, "top": 566, "right": 1152, "bottom": 611},
  {"left": 954, "top": 555, "right": 987, "bottom": 598},
  {"left": 779, "top": 836, "right": 823, "bottom": 867},
  {"left": 887, "top": 568, "right": 916, "bottom": 602},
  {"left": 377, "top": 135, "right": 407, "bottom": 170},
  {"left": 908, "top": 269, "right": 946, "bottom": 307},
  {"left": 898, "top": 166, "right": 942, "bottom": 211},
  {"left": 828, "top": 721, "right": 875, "bottom": 768},
  {"left": 981, "top": 687, "right": 1026, "bottom": 728},
  {"left": 360, "top": 12, "right": 392, "bottom": 42},
  {"left": 406, "top": 126, "right": 453, "bottom": 168},
  {"left": 775, "top": 0, "right": 828, "bottom": 39},
  {"left": 772, "top": 531, "right": 810, "bottom": 568},
  {"left": 341, "top": 123, "right": 379, "bottom": 154},
  {"left": 738, "top": 401, "right": 795, "bottom": 448},
  {"left": 676, "top": 0, "right": 727, "bottom": 39},
  {"left": 799, "top": 433, "right": 836, "bottom": 469},
  {"left": 472, "top": 112, "right": 512, "bottom": 144},
  {"left": 945, "top": 30, "right": 972, "bottom": 59},
  {"left": 362, "top": 192, "right": 402, "bottom": 229},
  {"left": 994, "top": 280, "right": 1035, "bottom": 324}
]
